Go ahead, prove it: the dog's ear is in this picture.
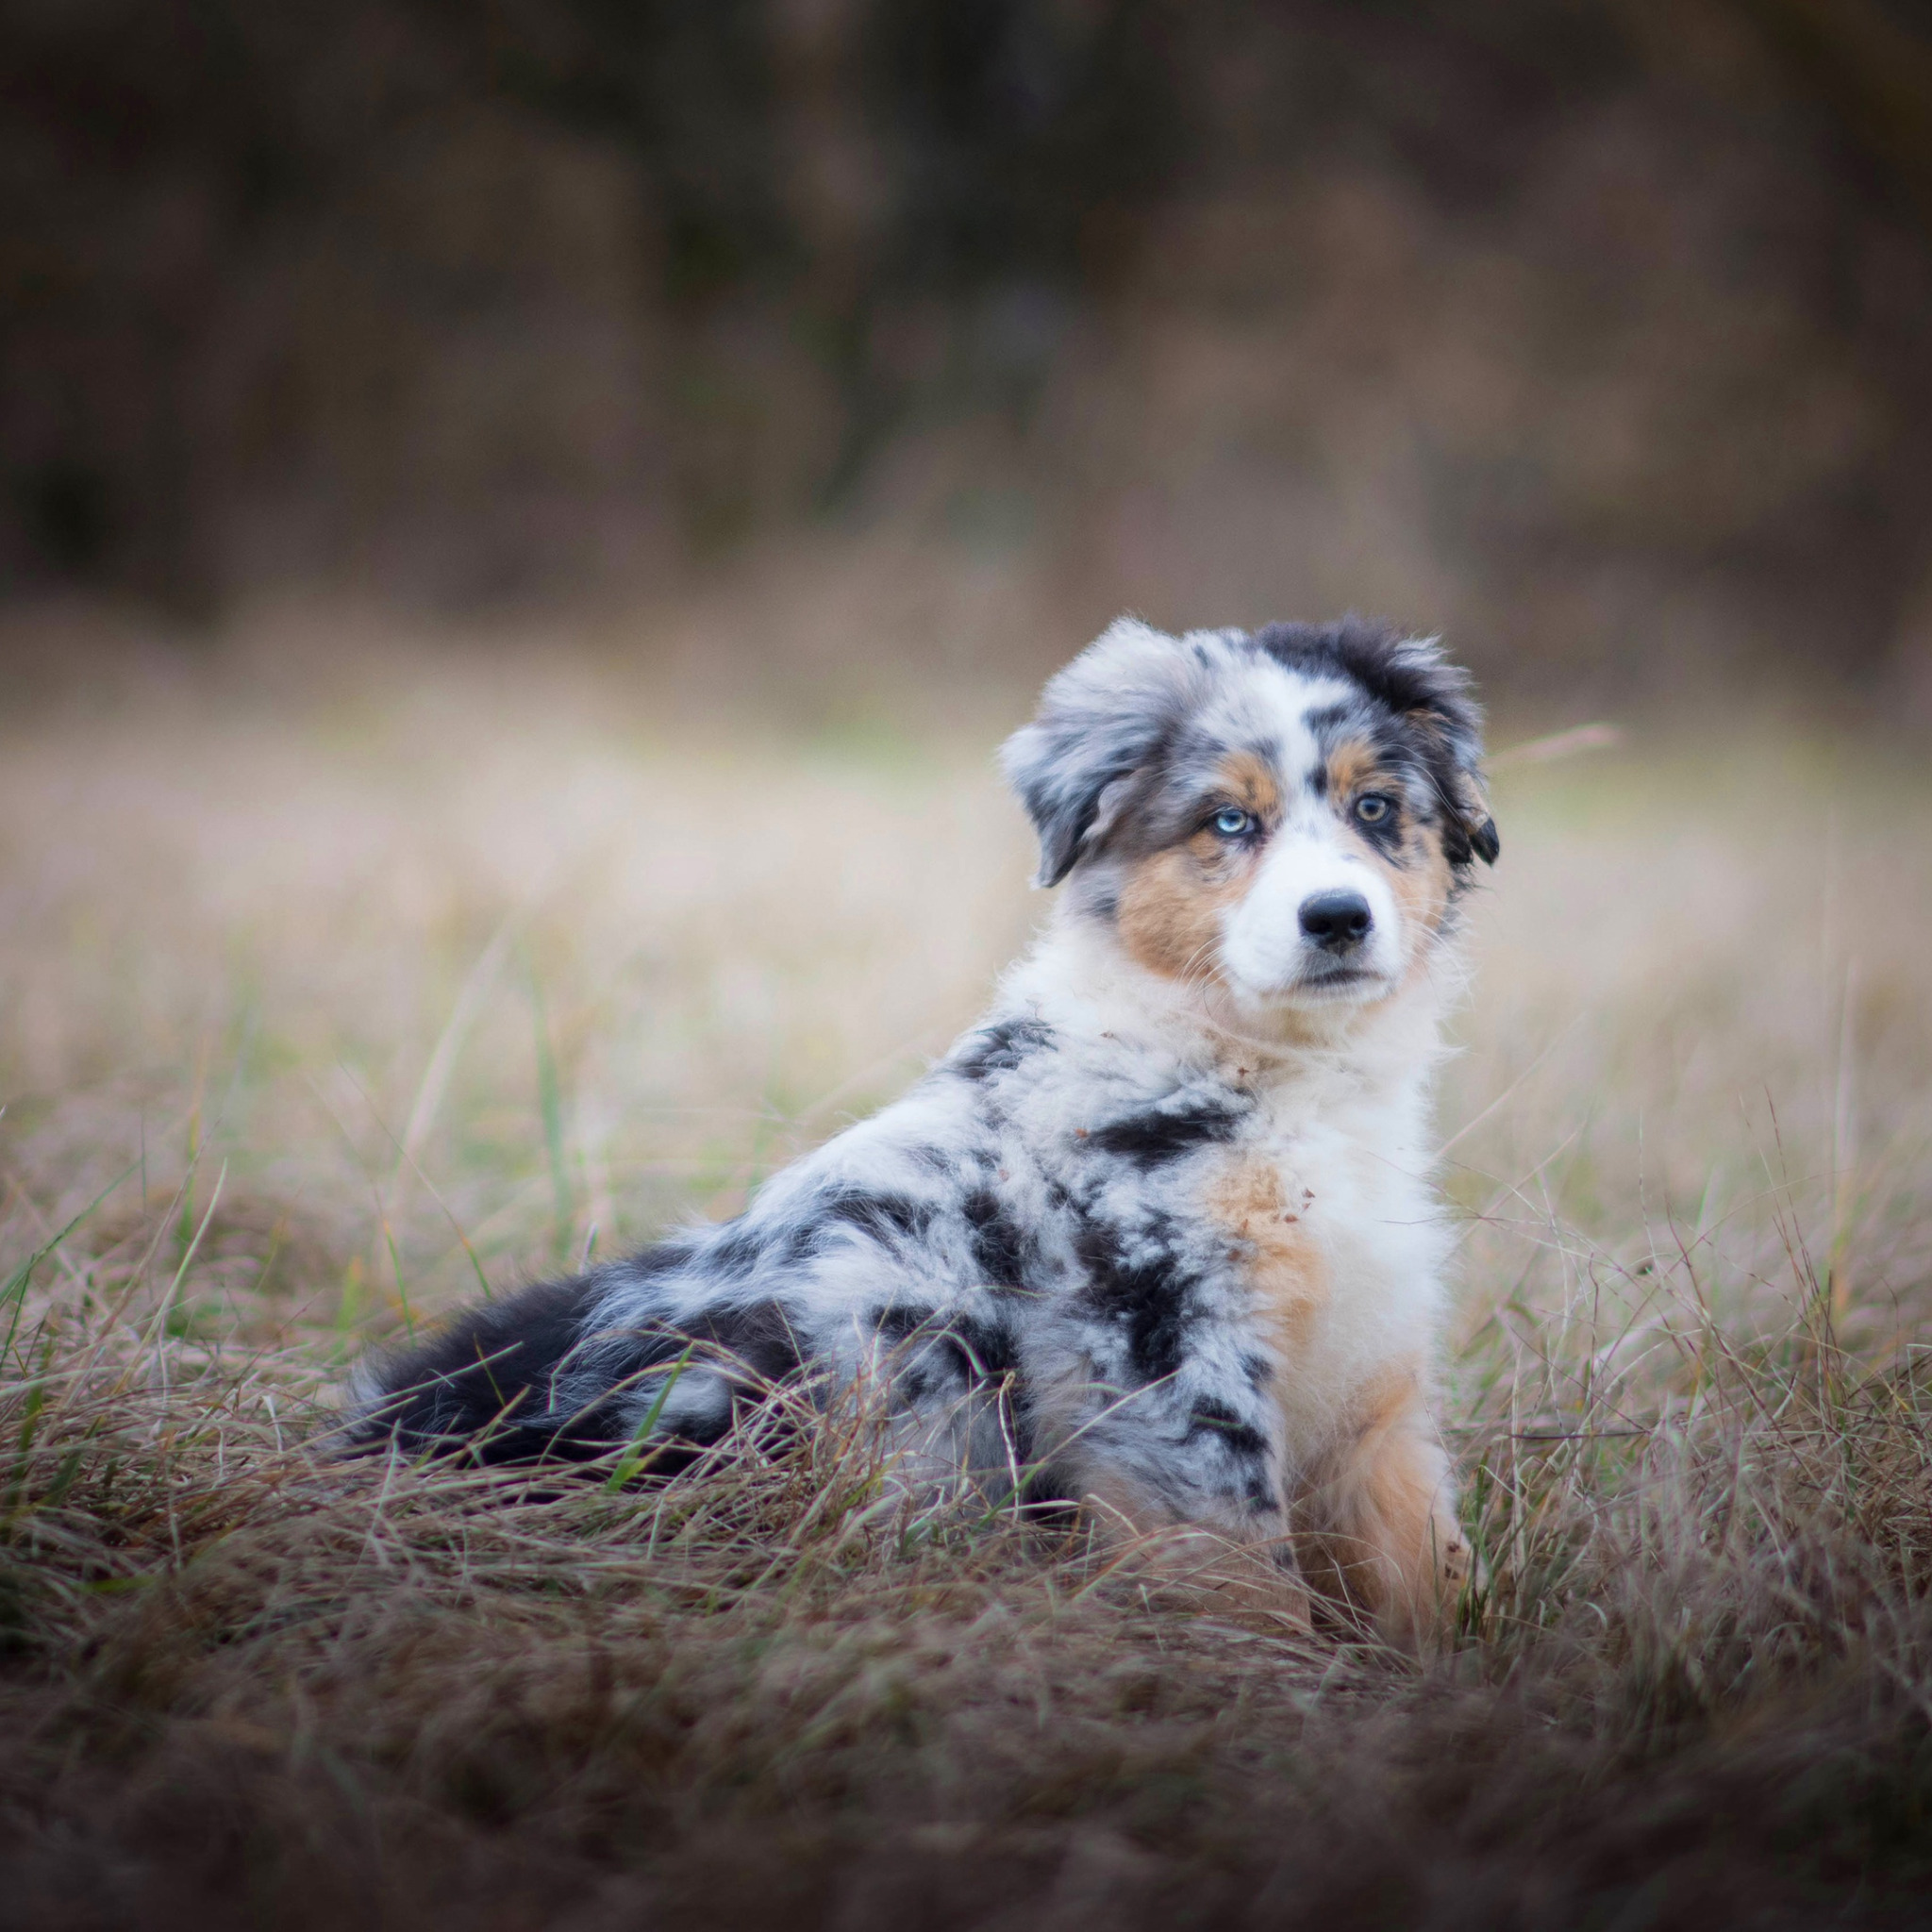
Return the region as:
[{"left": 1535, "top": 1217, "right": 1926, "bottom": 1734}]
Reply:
[
  {"left": 1264, "top": 620, "right": 1495, "bottom": 868},
  {"left": 1001, "top": 618, "right": 1205, "bottom": 888},
  {"left": 1468, "top": 808, "right": 1500, "bottom": 866},
  {"left": 1366, "top": 631, "right": 1497, "bottom": 871}
]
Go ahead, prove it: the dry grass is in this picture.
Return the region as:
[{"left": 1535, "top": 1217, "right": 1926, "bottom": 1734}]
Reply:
[{"left": 4, "top": 644, "right": 1932, "bottom": 1928}]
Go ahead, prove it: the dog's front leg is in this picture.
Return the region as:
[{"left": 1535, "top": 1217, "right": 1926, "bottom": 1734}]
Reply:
[{"left": 1298, "top": 1365, "right": 1470, "bottom": 1652}]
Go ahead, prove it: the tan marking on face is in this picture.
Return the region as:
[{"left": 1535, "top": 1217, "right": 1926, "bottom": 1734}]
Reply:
[
  {"left": 1380, "top": 820, "right": 1452, "bottom": 945},
  {"left": 1116, "top": 846, "right": 1240, "bottom": 981},
  {"left": 1218, "top": 750, "right": 1281, "bottom": 817},
  {"left": 1324, "top": 739, "right": 1456, "bottom": 974},
  {"left": 1114, "top": 751, "right": 1276, "bottom": 982},
  {"left": 1325, "top": 738, "right": 1382, "bottom": 802},
  {"left": 1208, "top": 1155, "right": 1329, "bottom": 1359}
]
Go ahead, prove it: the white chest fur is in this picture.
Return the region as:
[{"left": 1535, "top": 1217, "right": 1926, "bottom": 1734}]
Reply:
[
  {"left": 1242, "top": 1077, "right": 1448, "bottom": 1456},
  {"left": 1011, "top": 916, "right": 1454, "bottom": 1462}
]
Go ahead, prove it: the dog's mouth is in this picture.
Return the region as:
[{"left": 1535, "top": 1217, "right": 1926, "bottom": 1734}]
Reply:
[
  {"left": 1279, "top": 961, "right": 1393, "bottom": 1003},
  {"left": 1220, "top": 954, "right": 1398, "bottom": 1013},
  {"left": 1221, "top": 967, "right": 1396, "bottom": 1026}
]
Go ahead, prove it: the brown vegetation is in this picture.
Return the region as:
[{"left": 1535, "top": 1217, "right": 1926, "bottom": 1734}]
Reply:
[{"left": 3, "top": 652, "right": 1930, "bottom": 1924}]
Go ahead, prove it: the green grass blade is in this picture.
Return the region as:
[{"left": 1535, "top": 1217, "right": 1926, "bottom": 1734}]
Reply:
[
  {"left": 528, "top": 964, "right": 573, "bottom": 1263},
  {"left": 605, "top": 1345, "right": 693, "bottom": 1491},
  {"left": 2, "top": 1161, "right": 140, "bottom": 1367},
  {"left": 137, "top": 1161, "right": 227, "bottom": 1354}
]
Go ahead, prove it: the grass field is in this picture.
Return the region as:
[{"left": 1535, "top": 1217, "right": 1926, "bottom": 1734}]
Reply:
[{"left": 3, "top": 642, "right": 1931, "bottom": 1928}]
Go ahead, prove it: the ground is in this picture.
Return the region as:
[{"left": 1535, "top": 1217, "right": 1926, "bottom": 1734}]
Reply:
[{"left": 3, "top": 633, "right": 1931, "bottom": 1929}]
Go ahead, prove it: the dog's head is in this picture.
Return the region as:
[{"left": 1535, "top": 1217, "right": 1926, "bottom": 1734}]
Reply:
[{"left": 1002, "top": 617, "right": 1497, "bottom": 1013}]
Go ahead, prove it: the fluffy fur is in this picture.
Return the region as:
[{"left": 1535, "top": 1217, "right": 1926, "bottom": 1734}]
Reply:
[{"left": 352, "top": 616, "right": 1499, "bottom": 1646}]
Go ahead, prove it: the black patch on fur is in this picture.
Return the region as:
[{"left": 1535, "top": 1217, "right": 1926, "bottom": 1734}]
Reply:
[
  {"left": 1074, "top": 1213, "right": 1194, "bottom": 1385},
  {"left": 1082, "top": 882, "right": 1120, "bottom": 923},
  {"left": 1087, "top": 1099, "right": 1245, "bottom": 1168},
  {"left": 875, "top": 1304, "right": 949, "bottom": 1407},
  {"left": 708, "top": 1223, "right": 770, "bottom": 1276},
  {"left": 1187, "top": 1397, "right": 1270, "bottom": 1461},
  {"left": 710, "top": 1217, "right": 826, "bottom": 1272},
  {"left": 961, "top": 1186, "right": 1032, "bottom": 1290},
  {"left": 952, "top": 1017, "right": 1056, "bottom": 1081},
  {"left": 685, "top": 1299, "right": 804, "bottom": 1386},
  {"left": 353, "top": 1274, "right": 622, "bottom": 1464},
  {"left": 1255, "top": 617, "right": 1451, "bottom": 718},
  {"left": 941, "top": 1313, "right": 1021, "bottom": 1383},
  {"left": 779, "top": 1220, "right": 827, "bottom": 1263},
  {"left": 873, "top": 1304, "right": 934, "bottom": 1345},
  {"left": 872, "top": 1302, "right": 1020, "bottom": 1405},
  {"left": 872, "top": 1303, "right": 1017, "bottom": 1384},
  {"left": 819, "top": 1187, "right": 936, "bottom": 1244},
  {"left": 611, "top": 1298, "right": 808, "bottom": 1462}
]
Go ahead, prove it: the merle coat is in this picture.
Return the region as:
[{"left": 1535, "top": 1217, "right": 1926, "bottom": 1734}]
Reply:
[{"left": 353, "top": 616, "right": 1498, "bottom": 1643}]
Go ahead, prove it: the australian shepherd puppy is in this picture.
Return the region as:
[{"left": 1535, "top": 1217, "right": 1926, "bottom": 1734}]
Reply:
[{"left": 353, "top": 616, "right": 1499, "bottom": 1647}]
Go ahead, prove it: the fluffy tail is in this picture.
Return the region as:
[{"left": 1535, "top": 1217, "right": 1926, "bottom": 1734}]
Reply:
[
  {"left": 346, "top": 1261, "right": 808, "bottom": 1468},
  {"left": 347, "top": 1274, "right": 634, "bottom": 1464}
]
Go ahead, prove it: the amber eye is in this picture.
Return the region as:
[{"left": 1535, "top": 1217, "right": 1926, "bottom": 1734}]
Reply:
[
  {"left": 1355, "top": 793, "right": 1393, "bottom": 825},
  {"left": 1211, "top": 807, "right": 1253, "bottom": 837}
]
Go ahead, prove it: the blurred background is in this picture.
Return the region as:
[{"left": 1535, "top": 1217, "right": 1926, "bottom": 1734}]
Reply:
[{"left": 5, "top": 0, "right": 1932, "bottom": 717}]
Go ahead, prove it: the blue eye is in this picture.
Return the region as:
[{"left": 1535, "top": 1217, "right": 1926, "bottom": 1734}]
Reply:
[{"left": 1211, "top": 807, "right": 1252, "bottom": 837}]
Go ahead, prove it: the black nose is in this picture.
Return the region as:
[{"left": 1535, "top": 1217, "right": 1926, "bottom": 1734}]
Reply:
[{"left": 1299, "top": 891, "right": 1374, "bottom": 951}]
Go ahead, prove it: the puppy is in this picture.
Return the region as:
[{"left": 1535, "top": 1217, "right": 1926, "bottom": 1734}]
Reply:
[{"left": 353, "top": 616, "right": 1497, "bottom": 1646}]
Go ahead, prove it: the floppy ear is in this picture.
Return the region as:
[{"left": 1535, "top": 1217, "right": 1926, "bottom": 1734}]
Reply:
[
  {"left": 1377, "top": 633, "right": 1498, "bottom": 871},
  {"left": 1424, "top": 685, "right": 1498, "bottom": 872},
  {"left": 1468, "top": 805, "right": 1500, "bottom": 866},
  {"left": 1000, "top": 618, "right": 1205, "bottom": 888},
  {"left": 1281, "top": 621, "right": 1497, "bottom": 870}
]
